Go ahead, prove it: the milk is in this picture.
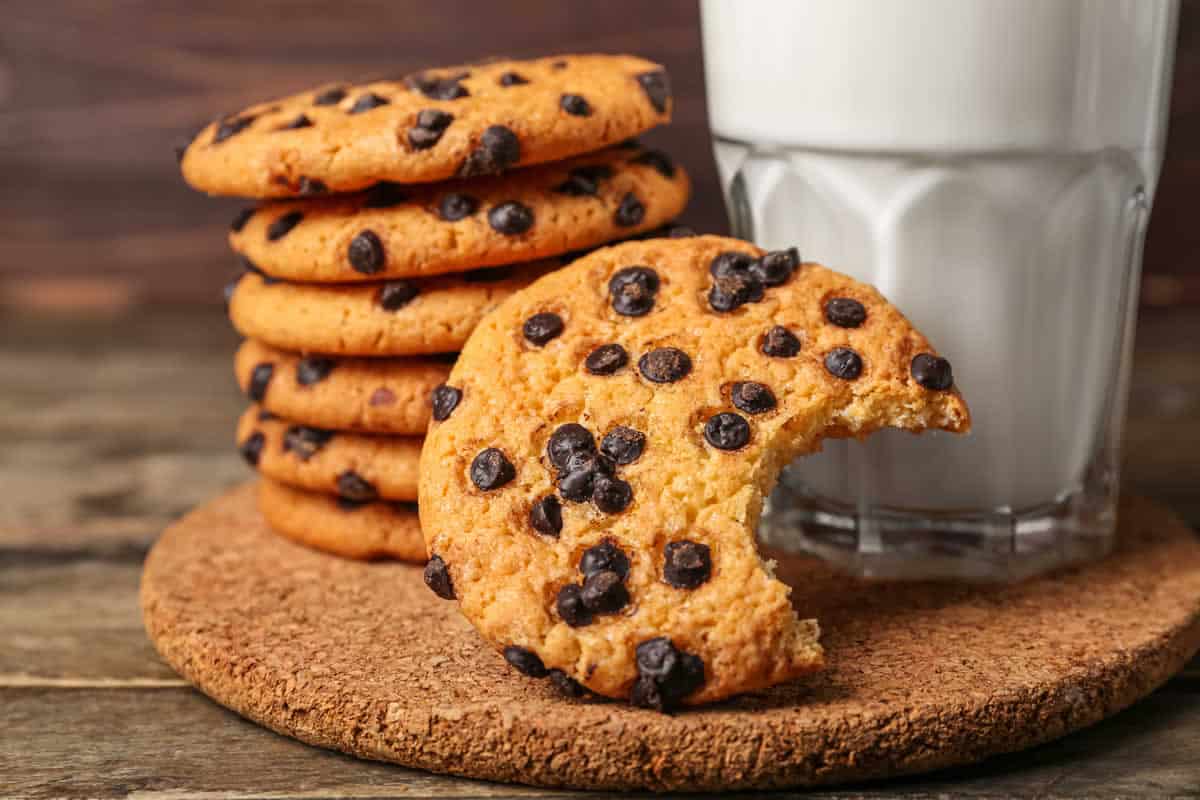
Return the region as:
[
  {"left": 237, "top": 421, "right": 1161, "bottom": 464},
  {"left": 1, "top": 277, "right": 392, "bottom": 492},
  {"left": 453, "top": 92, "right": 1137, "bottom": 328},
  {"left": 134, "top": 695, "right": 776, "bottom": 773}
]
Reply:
[{"left": 701, "top": 0, "right": 1179, "bottom": 575}]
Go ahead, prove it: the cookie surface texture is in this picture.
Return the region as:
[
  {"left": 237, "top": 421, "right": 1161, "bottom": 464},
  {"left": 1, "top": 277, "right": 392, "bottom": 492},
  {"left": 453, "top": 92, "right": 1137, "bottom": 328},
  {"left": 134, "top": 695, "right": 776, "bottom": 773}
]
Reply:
[
  {"left": 181, "top": 54, "right": 672, "bottom": 197},
  {"left": 418, "top": 235, "right": 970, "bottom": 707}
]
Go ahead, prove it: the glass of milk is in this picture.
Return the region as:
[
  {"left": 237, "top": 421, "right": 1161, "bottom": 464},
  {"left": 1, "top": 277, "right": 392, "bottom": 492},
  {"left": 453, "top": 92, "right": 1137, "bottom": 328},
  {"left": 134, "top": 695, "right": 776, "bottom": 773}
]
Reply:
[{"left": 701, "top": 0, "right": 1179, "bottom": 580}]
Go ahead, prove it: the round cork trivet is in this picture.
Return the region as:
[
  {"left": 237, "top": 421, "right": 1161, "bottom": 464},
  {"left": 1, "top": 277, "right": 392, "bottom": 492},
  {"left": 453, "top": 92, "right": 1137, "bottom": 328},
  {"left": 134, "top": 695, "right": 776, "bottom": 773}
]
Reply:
[{"left": 141, "top": 483, "right": 1200, "bottom": 791}]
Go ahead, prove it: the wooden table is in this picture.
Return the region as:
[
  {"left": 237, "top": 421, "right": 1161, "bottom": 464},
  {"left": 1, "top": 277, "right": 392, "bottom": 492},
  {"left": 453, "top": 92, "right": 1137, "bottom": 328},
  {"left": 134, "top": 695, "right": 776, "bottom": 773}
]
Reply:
[{"left": 3, "top": 307, "right": 1199, "bottom": 798}]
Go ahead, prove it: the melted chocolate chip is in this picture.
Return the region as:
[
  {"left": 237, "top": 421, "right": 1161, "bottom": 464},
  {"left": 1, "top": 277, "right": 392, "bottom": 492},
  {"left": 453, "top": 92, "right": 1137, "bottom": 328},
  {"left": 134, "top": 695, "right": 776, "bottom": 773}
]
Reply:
[
  {"left": 632, "top": 149, "right": 675, "bottom": 178},
  {"left": 631, "top": 637, "right": 704, "bottom": 710},
  {"left": 580, "top": 541, "right": 630, "bottom": 580},
  {"left": 530, "top": 495, "right": 563, "bottom": 538},
  {"left": 704, "top": 412, "right": 751, "bottom": 451},
  {"left": 911, "top": 353, "right": 954, "bottom": 390},
  {"left": 503, "top": 646, "right": 548, "bottom": 678},
  {"left": 459, "top": 125, "right": 520, "bottom": 177},
  {"left": 638, "top": 347, "right": 691, "bottom": 383},
  {"left": 378, "top": 280, "right": 420, "bottom": 310},
  {"left": 470, "top": 447, "right": 515, "bottom": 491},
  {"left": 423, "top": 555, "right": 455, "bottom": 599},
  {"left": 438, "top": 192, "right": 479, "bottom": 221},
  {"left": 276, "top": 114, "right": 312, "bottom": 131},
  {"left": 554, "top": 164, "right": 613, "bottom": 196},
  {"left": 731, "top": 382, "right": 776, "bottom": 415},
  {"left": 556, "top": 584, "right": 593, "bottom": 627},
  {"left": 266, "top": 211, "right": 303, "bottom": 241},
  {"left": 348, "top": 230, "right": 386, "bottom": 274},
  {"left": 523, "top": 312, "right": 563, "bottom": 346},
  {"left": 708, "top": 272, "right": 764, "bottom": 312},
  {"left": 349, "top": 92, "right": 390, "bottom": 114},
  {"left": 498, "top": 71, "right": 529, "bottom": 86},
  {"left": 296, "top": 356, "right": 336, "bottom": 386},
  {"left": 488, "top": 201, "right": 534, "bottom": 235},
  {"left": 825, "top": 347, "right": 864, "bottom": 380},
  {"left": 547, "top": 424, "right": 596, "bottom": 471},
  {"left": 297, "top": 176, "right": 327, "bottom": 196},
  {"left": 584, "top": 343, "right": 629, "bottom": 375},
  {"left": 239, "top": 432, "right": 264, "bottom": 466},
  {"left": 213, "top": 114, "right": 255, "bottom": 143},
  {"left": 282, "top": 425, "right": 334, "bottom": 460},
  {"left": 336, "top": 470, "right": 378, "bottom": 503},
  {"left": 430, "top": 384, "right": 462, "bottom": 421},
  {"left": 600, "top": 426, "right": 645, "bottom": 465},
  {"left": 408, "top": 108, "right": 453, "bottom": 150},
  {"left": 663, "top": 541, "right": 712, "bottom": 589},
  {"left": 548, "top": 669, "right": 587, "bottom": 698},
  {"left": 709, "top": 251, "right": 756, "bottom": 279},
  {"left": 613, "top": 192, "right": 646, "bottom": 227},
  {"left": 635, "top": 70, "right": 672, "bottom": 113},
  {"left": 313, "top": 86, "right": 347, "bottom": 106},
  {"left": 750, "top": 248, "right": 799, "bottom": 286},
  {"left": 592, "top": 475, "right": 633, "bottom": 514},
  {"left": 761, "top": 326, "right": 801, "bottom": 358},
  {"left": 247, "top": 363, "right": 274, "bottom": 402},
  {"left": 231, "top": 207, "right": 255, "bottom": 233},
  {"left": 581, "top": 570, "right": 629, "bottom": 613},
  {"left": 560, "top": 93, "right": 592, "bottom": 116},
  {"left": 406, "top": 72, "right": 469, "bottom": 100},
  {"left": 608, "top": 266, "right": 659, "bottom": 317},
  {"left": 363, "top": 182, "right": 408, "bottom": 209},
  {"left": 825, "top": 297, "right": 867, "bottom": 328}
]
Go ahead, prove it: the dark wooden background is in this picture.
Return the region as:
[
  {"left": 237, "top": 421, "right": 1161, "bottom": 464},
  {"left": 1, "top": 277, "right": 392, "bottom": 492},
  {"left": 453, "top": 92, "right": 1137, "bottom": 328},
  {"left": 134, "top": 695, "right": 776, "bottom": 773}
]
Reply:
[{"left": 1, "top": 0, "right": 1198, "bottom": 310}]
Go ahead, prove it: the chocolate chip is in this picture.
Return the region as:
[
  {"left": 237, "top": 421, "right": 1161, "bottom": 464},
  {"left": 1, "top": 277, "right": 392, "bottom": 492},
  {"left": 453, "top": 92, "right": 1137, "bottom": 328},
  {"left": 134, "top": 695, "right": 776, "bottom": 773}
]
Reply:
[
  {"left": 825, "top": 347, "right": 864, "bottom": 380},
  {"left": 282, "top": 425, "right": 334, "bottom": 460},
  {"left": 213, "top": 114, "right": 255, "bottom": 143},
  {"left": 408, "top": 108, "right": 453, "bottom": 150},
  {"left": 581, "top": 570, "right": 629, "bottom": 613},
  {"left": 231, "top": 207, "right": 255, "bottom": 233},
  {"left": 750, "top": 248, "right": 799, "bottom": 286},
  {"left": 663, "top": 541, "right": 711, "bottom": 589},
  {"left": 560, "top": 93, "right": 592, "bottom": 116},
  {"left": 762, "top": 326, "right": 801, "bottom": 358},
  {"left": 558, "top": 466, "right": 598, "bottom": 503},
  {"left": 337, "top": 496, "right": 370, "bottom": 511},
  {"left": 631, "top": 637, "right": 704, "bottom": 711},
  {"left": 470, "top": 447, "right": 515, "bottom": 491},
  {"left": 297, "top": 176, "right": 327, "bottom": 196},
  {"left": 296, "top": 356, "right": 336, "bottom": 386},
  {"left": 406, "top": 72, "right": 469, "bottom": 100},
  {"left": 555, "top": 164, "right": 613, "bottom": 196},
  {"left": 600, "top": 426, "right": 645, "bottom": 465},
  {"left": 313, "top": 86, "right": 347, "bottom": 106},
  {"left": 247, "top": 363, "right": 274, "bottom": 402},
  {"left": 580, "top": 541, "right": 630, "bottom": 580},
  {"left": 348, "top": 230, "right": 386, "bottom": 274},
  {"left": 530, "top": 495, "right": 563, "bottom": 538},
  {"left": 613, "top": 193, "right": 646, "bottom": 227},
  {"left": 704, "top": 412, "right": 751, "bottom": 451},
  {"left": 825, "top": 297, "right": 867, "bottom": 328},
  {"left": 912, "top": 353, "right": 954, "bottom": 390},
  {"left": 632, "top": 149, "right": 675, "bottom": 178},
  {"left": 556, "top": 584, "right": 593, "bottom": 627},
  {"left": 438, "top": 192, "right": 479, "bottom": 221},
  {"left": 349, "top": 92, "right": 389, "bottom": 113},
  {"left": 423, "top": 555, "right": 455, "bottom": 600},
  {"left": 523, "top": 312, "right": 563, "bottom": 346},
  {"left": 378, "top": 280, "right": 420, "bottom": 311},
  {"left": 266, "top": 211, "right": 303, "bottom": 241},
  {"left": 276, "top": 113, "right": 312, "bottom": 131},
  {"left": 709, "top": 251, "right": 756, "bottom": 279},
  {"left": 608, "top": 266, "right": 659, "bottom": 317},
  {"left": 731, "top": 382, "right": 776, "bottom": 415},
  {"left": 336, "top": 470, "right": 378, "bottom": 503},
  {"left": 257, "top": 409, "right": 277, "bottom": 422},
  {"left": 592, "top": 475, "right": 633, "bottom": 514},
  {"left": 584, "top": 344, "right": 629, "bottom": 375},
  {"left": 459, "top": 125, "right": 520, "bottom": 177},
  {"left": 429, "top": 384, "right": 462, "bottom": 422},
  {"left": 503, "top": 646, "right": 548, "bottom": 678},
  {"left": 363, "top": 182, "right": 408, "bottom": 209},
  {"left": 239, "top": 432, "right": 265, "bottom": 466},
  {"left": 635, "top": 70, "right": 671, "bottom": 113},
  {"left": 638, "top": 347, "right": 691, "bottom": 383},
  {"left": 488, "top": 201, "right": 534, "bottom": 235},
  {"left": 547, "top": 424, "right": 596, "bottom": 471},
  {"left": 548, "top": 669, "right": 587, "bottom": 698},
  {"left": 498, "top": 71, "right": 529, "bottom": 86},
  {"left": 708, "top": 272, "right": 763, "bottom": 312}
]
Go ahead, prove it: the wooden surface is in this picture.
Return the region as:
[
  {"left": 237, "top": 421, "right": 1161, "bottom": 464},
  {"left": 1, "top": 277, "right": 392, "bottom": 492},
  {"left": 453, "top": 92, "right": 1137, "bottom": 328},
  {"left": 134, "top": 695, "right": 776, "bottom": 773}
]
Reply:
[
  {"left": 3, "top": 0, "right": 1200, "bottom": 308},
  {"left": 1, "top": 306, "right": 1199, "bottom": 797}
]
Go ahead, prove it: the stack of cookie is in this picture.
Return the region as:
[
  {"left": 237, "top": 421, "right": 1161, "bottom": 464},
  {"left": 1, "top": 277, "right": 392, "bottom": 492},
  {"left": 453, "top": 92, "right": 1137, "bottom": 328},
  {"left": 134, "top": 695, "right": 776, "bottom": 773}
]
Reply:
[{"left": 177, "top": 55, "right": 691, "bottom": 561}]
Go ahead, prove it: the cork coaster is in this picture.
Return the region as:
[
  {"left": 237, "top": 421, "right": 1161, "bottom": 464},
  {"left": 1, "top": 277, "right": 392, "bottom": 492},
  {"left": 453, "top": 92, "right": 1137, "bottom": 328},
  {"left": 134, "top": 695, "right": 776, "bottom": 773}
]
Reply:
[{"left": 141, "top": 483, "right": 1200, "bottom": 791}]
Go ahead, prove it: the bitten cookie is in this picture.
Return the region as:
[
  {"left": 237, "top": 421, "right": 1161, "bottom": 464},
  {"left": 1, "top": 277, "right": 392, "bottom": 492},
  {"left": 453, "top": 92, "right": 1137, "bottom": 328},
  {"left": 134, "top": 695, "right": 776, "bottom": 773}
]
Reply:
[
  {"left": 257, "top": 478, "right": 424, "bottom": 562},
  {"left": 234, "top": 339, "right": 450, "bottom": 434},
  {"left": 180, "top": 54, "right": 672, "bottom": 198},
  {"left": 418, "top": 235, "right": 970, "bottom": 708},
  {"left": 229, "top": 146, "right": 689, "bottom": 282},
  {"left": 228, "top": 262, "right": 555, "bottom": 357},
  {"left": 236, "top": 406, "right": 421, "bottom": 501}
]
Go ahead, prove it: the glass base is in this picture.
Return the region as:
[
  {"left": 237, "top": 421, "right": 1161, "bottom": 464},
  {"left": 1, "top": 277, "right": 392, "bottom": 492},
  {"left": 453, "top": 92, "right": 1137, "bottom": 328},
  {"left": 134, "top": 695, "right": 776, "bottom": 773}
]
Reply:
[{"left": 760, "top": 484, "right": 1118, "bottom": 583}]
